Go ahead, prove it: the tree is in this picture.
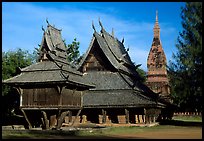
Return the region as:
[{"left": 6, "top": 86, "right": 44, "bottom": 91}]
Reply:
[
  {"left": 65, "top": 38, "right": 80, "bottom": 64},
  {"left": 168, "top": 2, "right": 202, "bottom": 112},
  {"left": 2, "top": 48, "right": 36, "bottom": 95},
  {"left": 136, "top": 67, "right": 147, "bottom": 83},
  {"left": 2, "top": 48, "right": 37, "bottom": 117}
]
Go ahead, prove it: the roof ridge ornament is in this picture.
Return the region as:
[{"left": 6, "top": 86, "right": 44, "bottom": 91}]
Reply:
[
  {"left": 92, "top": 20, "right": 96, "bottom": 32},
  {"left": 126, "top": 46, "right": 129, "bottom": 52},
  {"left": 42, "top": 26, "right": 45, "bottom": 32},
  {"left": 46, "top": 18, "right": 50, "bottom": 25},
  {"left": 98, "top": 17, "right": 104, "bottom": 30},
  {"left": 121, "top": 37, "right": 124, "bottom": 44},
  {"left": 112, "top": 28, "right": 114, "bottom": 37}
]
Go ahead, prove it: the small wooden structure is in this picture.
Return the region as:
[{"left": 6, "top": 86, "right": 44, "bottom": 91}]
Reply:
[
  {"left": 3, "top": 23, "right": 94, "bottom": 129},
  {"left": 3, "top": 20, "right": 167, "bottom": 130}
]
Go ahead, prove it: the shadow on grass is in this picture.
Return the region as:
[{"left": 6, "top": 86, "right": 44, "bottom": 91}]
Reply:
[{"left": 159, "top": 119, "right": 202, "bottom": 127}]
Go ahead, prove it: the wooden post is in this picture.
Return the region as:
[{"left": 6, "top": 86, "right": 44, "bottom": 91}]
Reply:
[
  {"left": 50, "top": 115, "right": 57, "bottom": 128},
  {"left": 20, "top": 109, "right": 32, "bottom": 129},
  {"left": 137, "top": 115, "right": 140, "bottom": 123},
  {"left": 144, "top": 108, "right": 149, "bottom": 124},
  {"left": 80, "top": 115, "right": 83, "bottom": 123},
  {"left": 71, "top": 109, "right": 82, "bottom": 127},
  {"left": 41, "top": 111, "right": 49, "bottom": 130},
  {"left": 144, "top": 108, "right": 147, "bottom": 124},
  {"left": 68, "top": 111, "right": 72, "bottom": 123},
  {"left": 82, "top": 115, "right": 87, "bottom": 124},
  {"left": 142, "top": 114, "right": 145, "bottom": 123},
  {"left": 102, "top": 109, "right": 107, "bottom": 124},
  {"left": 56, "top": 111, "right": 69, "bottom": 130},
  {"left": 153, "top": 116, "right": 156, "bottom": 123},
  {"left": 41, "top": 118, "right": 44, "bottom": 127},
  {"left": 125, "top": 109, "right": 129, "bottom": 124}
]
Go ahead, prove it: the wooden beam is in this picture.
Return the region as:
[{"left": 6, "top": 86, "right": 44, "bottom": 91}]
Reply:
[
  {"left": 56, "top": 111, "right": 69, "bottom": 130},
  {"left": 41, "top": 111, "right": 49, "bottom": 130},
  {"left": 20, "top": 109, "right": 32, "bottom": 129},
  {"left": 70, "top": 109, "right": 82, "bottom": 127}
]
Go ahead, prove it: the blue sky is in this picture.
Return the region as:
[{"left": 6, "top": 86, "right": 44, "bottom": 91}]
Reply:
[{"left": 2, "top": 2, "right": 185, "bottom": 71}]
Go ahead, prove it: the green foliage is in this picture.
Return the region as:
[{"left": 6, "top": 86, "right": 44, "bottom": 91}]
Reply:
[
  {"left": 2, "top": 48, "right": 37, "bottom": 117},
  {"left": 168, "top": 2, "right": 202, "bottom": 112},
  {"left": 136, "top": 67, "right": 147, "bottom": 83},
  {"left": 2, "top": 48, "right": 36, "bottom": 95},
  {"left": 65, "top": 38, "right": 80, "bottom": 64}
]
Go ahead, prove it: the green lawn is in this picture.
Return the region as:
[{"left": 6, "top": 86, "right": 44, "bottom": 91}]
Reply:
[
  {"left": 3, "top": 124, "right": 202, "bottom": 139},
  {"left": 2, "top": 116, "right": 202, "bottom": 139},
  {"left": 172, "top": 115, "right": 202, "bottom": 122}
]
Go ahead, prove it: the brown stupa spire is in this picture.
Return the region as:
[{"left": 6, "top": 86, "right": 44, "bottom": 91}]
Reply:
[
  {"left": 146, "top": 10, "right": 171, "bottom": 102},
  {"left": 154, "top": 10, "right": 160, "bottom": 39}
]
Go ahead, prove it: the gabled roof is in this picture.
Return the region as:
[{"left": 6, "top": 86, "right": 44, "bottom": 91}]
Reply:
[
  {"left": 77, "top": 21, "right": 142, "bottom": 81},
  {"left": 3, "top": 23, "right": 95, "bottom": 89},
  {"left": 38, "top": 23, "right": 68, "bottom": 63}
]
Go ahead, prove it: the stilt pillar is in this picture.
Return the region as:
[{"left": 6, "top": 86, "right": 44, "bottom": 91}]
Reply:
[
  {"left": 41, "top": 111, "right": 49, "bottom": 130},
  {"left": 56, "top": 111, "right": 69, "bottom": 130},
  {"left": 102, "top": 109, "right": 107, "bottom": 124},
  {"left": 125, "top": 109, "right": 129, "bottom": 124},
  {"left": 50, "top": 115, "right": 57, "bottom": 128},
  {"left": 21, "top": 109, "right": 32, "bottom": 129}
]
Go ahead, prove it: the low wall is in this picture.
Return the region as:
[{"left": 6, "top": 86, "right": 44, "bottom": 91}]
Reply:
[{"left": 173, "top": 112, "right": 202, "bottom": 116}]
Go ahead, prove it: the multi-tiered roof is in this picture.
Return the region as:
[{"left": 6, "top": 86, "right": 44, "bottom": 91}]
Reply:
[{"left": 3, "top": 23, "right": 94, "bottom": 90}]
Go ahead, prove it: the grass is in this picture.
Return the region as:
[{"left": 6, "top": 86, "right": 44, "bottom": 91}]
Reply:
[
  {"left": 172, "top": 115, "right": 202, "bottom": 122},
  {"left": 3, "top": 125, "right": 200, "bottom": 139},
  {"left": 2, "top": 115, "right": 202, "bottom": 139},
  {"left": 88, "top": 125, "right": 190, "bottom": 136}
]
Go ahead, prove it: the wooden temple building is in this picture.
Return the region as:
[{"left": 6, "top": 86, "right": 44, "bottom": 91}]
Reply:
[
  {"left": 3, "top": 19, "right": 168, "bottom": 130},
  {"left": 146, "top": 11, "right": 171, "bottom": 102}
]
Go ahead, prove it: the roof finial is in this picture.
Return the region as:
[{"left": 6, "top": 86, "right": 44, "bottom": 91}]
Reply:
[
  {"left": 92, "top": 20, "right": 96, "bottom": 32},
  {"left": 121, "top": 37, "right": 124, "bottom": 44},
  {"left": 42, "top": 25, "right": 45, "bottom": 32},
  {"left": 126, "top": 45, "right": 129, "bottom": 52},
  {"left": 46, "top": 18, "right": 50, "bottom": 25},
  {"left": 156, "top": 10, "right": 158, "bottom": 22},
  {"left": 99, "top": 17, "right": 104, "bottom": 30},
  {"left": 112, "top": 28, "right": 114, "bottom": 37}
]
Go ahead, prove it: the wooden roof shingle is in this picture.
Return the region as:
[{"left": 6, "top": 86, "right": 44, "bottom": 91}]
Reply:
[{"left": 83, "top": 89, "right": 165, "bottom": 108}]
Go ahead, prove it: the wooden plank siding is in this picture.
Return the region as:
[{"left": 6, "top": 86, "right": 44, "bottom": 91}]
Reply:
[
  {"left": 61, "top": 89, "right": 82, "bottom": 107},
  {"left": 22, "top": 88, "right": 82, "bottom": 108}
]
